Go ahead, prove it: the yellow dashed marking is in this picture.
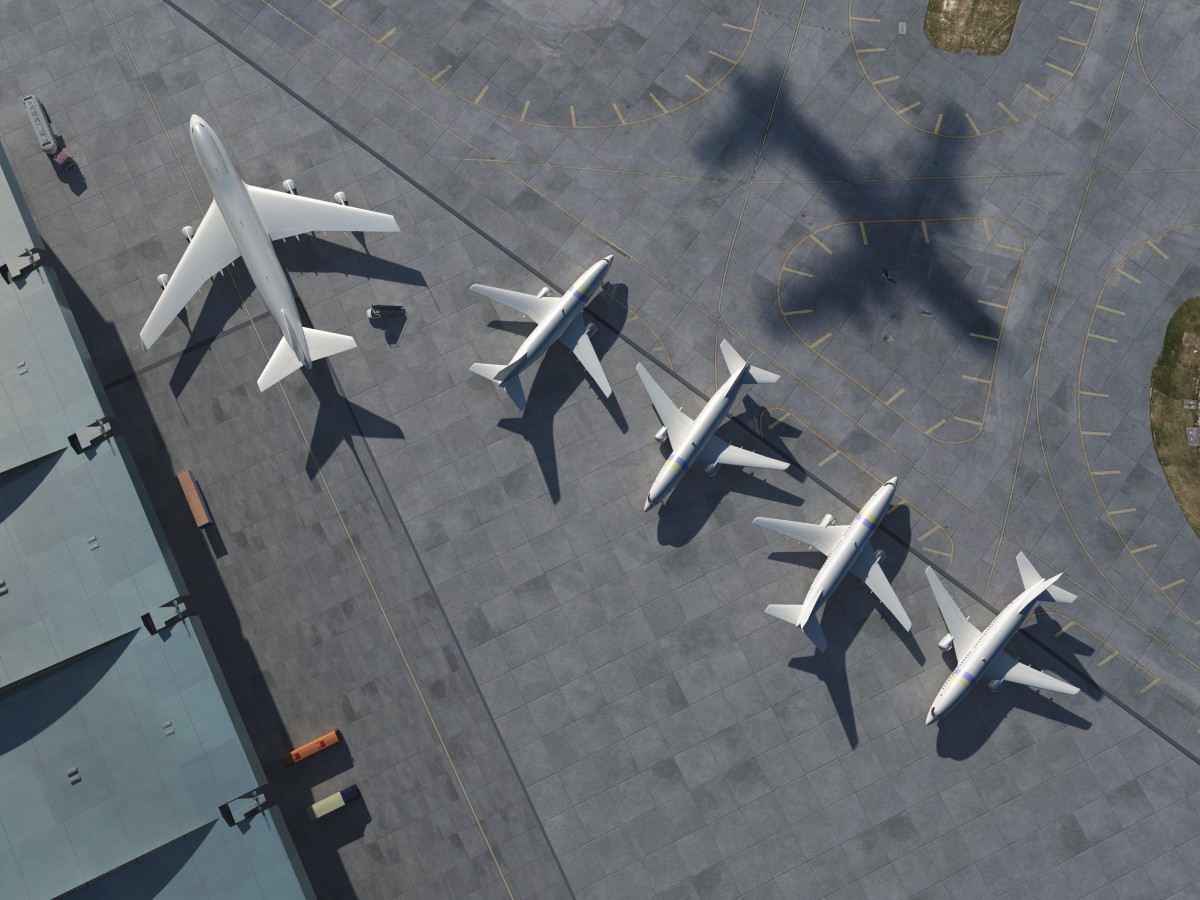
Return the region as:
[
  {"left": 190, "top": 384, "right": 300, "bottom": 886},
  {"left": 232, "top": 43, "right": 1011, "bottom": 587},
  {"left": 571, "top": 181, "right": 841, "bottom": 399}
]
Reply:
[
  {"left": 1059, "top": 36, "right": 1087, "bottom": 46},
  {"left": 995, "top": 243, "right": 1022, "bottom": 254},
  {"left": 569, "top": 105, "right": 576, "bottom": 126},
  {"left": 783, "top": 267, "right": 812, "bottom": 278},
  {"left": 326, "top": 0, "right": 343, "bottom": 8},
  {"left": 811, "top": 332, "right": 832, "bottom": 349},
  {"left": 1161, "top": 578, "right": 1185, "bottom": 591},
  {"left": 1140, "top": 677, "right": 1161, "bottom": 694},
  {"left": 978, "top": 299, "right": 1007, "bottom": 310},
  {"left": 970, "top": 332, "right": 999, "bottom": 342},
  {"left": 897, "top": 100, "right": 921, "bottom": 115},
  {"left": 1069, "top": 0, "right": 1098, "bottom": 10},
  {"left": 859, "top": 222, "right": 869, "bottom": 244},
  {"left": 812, "top": 235, "right": 833, "bottom": 255},
  {"left": 649, "top": 93, "right": 669, "bottom": 114},
  {"left": 1116, "top": 267, "right": 1141, "bottom": 284},
  {"left": 1107, "top": 507, "right": 1136, "bottom": 516},
  {"left": 520, "top": 100, "right": 530, "bottom": 122},
  {"left": 1046, "top": 62, "right": 1075, "bottom": 76},
  {"left": 982, "top": 220, "right": 992, "bottom": 241},
  {"left": 1088, "top": 333, "right": 1117, "bottom": 344},
  {"left": 885, "top": 389, "right": 905, "bottom": 405},
  {"left": 685, "top": 74, "right": 709, "bottom": 91},
  {"left": 1091, "top": 470, "right": 1120, "bottom": 476},
  {"left": 953, "top": 416, "right": 983, "bottom": 427},
  {"left": 925, "top": 419, "right": 946, "bottom": 435},
  {"left": 783, "top": 309, "right": 813, "bottom": 316},
  {"left": 432, "top": 65, "right": 452, "bottom": 81},
  {"left": 612, "top": 104, "right": 626, "bottom": 125},
  {"left": 818, "top": 450, "right": 840, "bottom": 466},
  {"left": 934, "top": 113, "right": 943, "bottom": 134},
  {"left": 1025, "top": 83, "right": 1050, "bottom": 101},
  {"left": 919, "top": 525, "right": 940, "bottom": 541},
  {"left": 923, "top": 547, "right": 952, "bottom": 559},
  {"left": 378, "top": 26, "right": 395, "bottom": 42},
  {"left": 1097, "top": 304, "right": 1125, "bottom": 316},
  {"left": 965, "top": 112, "right": 980, "bottom": 135},
  {"left": 1099, "top": 650, "right": 1119, "bottom": 666},
  {"left": 962, "top": 375, "right": 991, "bottom": 384},
  {"left": 1130, "top": 544, "right": 1157, "bottom": 554},
  {"left": 723, "top": 22, "right": 753, "bottom": 32},
  {"left": 997, "top": 102, "right": 1019, "bottom": 123},
  {"left": 1148, "top": 240, "right": 1169, "bottom": 260},
  {"left": 873, "top": 75, "right": 900, "bottom": 86},
  {"left": 474, "top": 85, "right": 489, "bottom": 105},
  {"left": 1082, "top": 430, "right": 1111, "bottom": 436},
  {"left": 860, "top": 47, "right": 885, "bottom": 54},
  {"left": 850, "top": 16, "right": 881, "bottom": 23},
  {"left": 709, "top": 50, "right": 737, "bottom": 64},
  {"left": 920, "top": 221, "right": 930, "bottom": 243},
  {"left": 1055, "top": 622, "right": 1073, "bottom": 636}
]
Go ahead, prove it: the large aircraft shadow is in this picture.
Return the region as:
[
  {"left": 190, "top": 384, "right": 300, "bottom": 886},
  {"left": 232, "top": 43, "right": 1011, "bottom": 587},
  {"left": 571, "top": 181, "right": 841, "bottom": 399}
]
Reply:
[
  {"left": 693, "top": 62, "right": 992, "bottom": 351},
  {"left": 496, "top": 283, "right": 629, "bottom": 503},
  {"left": 1021, "top": 608, "right": 1102, "bottom": 700},
  {"left": 275, "top": 232, "right": 426, "bottom": 287},
  {"left": 169, "top": 264, "right": 252, "bottom": 396},
  {"left": 782, "top": 505, "right": 922, "bottom": 748}
]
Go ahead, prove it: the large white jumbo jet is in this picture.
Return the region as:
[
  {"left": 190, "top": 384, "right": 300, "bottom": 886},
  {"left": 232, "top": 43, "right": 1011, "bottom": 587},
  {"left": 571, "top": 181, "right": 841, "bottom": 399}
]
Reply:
[
  {"left": 754, "top": 478, "right": 911, "bottom": 652},
  {"left": 140, "top": 115, "right": 401, "bottom": 391},
  {"left": 925, "top": 553, "right": 1080, "bottom": 724},
  {"left": 469, "top": 255, "right": 614, "bottom": 410},
  {"left": 637, "top": 340, "right": 788, "bottom": 511}
]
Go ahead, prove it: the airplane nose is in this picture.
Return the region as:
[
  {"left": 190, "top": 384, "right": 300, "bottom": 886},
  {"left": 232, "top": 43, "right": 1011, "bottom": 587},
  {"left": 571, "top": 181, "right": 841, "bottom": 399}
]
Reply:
[
  {"left": 603, "top": 254, "right": 614, "bottom": 263},
  {"left": 924, "top": 709, "right": 936, "bottom": 725},
  {"left": 643, "top": 496, "right": 654, "bottom": 512},
  {"left": 885, "top": 477, "right": 898, "bottom": 486}
]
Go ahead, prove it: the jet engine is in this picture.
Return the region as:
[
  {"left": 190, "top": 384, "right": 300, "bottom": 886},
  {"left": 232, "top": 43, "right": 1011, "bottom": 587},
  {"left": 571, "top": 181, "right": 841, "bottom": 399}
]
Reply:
[
  {"left": 585, "top": 322, "right": 597, "bottom": 336},
  {"left": 875, "top": 549, "right": 886, "bottom": 565},
  {"left": 536, "top": 287, "right": 551, "bottom": 298},
  {"left": 182, "top": 225, "right": 194, "bottom": 242},
  {"left": 654, "top": 426, "right": 668, "bottom": 443},
  {"left": 819, "top": 514, "right": 835, "bottom": 527},
  {"left": 988, "top": 679, "right": 1004, "bottom": 693},
  {"left": 283, "top": 178, "right": 297, "bottom": 195},
  {"left": 334, "top": 191, "right": 348, "bottom": 205},
  {"left": 937, "top": 634, "right": 954, "bottom": 651},
  {"left": 704, "top": 463, "right": 720, "bottom": 477},
  {"left": 157, "top": 274, "right": 169, "bottom": 290}
]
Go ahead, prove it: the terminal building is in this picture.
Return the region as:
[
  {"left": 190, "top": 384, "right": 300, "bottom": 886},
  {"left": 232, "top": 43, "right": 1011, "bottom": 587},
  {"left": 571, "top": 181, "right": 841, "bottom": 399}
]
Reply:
[{"left": 0, "top": 142, "right": 314, "bottom": 898}]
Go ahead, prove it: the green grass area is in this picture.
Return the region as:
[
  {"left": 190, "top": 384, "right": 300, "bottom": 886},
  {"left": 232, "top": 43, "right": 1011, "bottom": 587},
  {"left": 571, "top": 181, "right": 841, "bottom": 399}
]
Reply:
[
  {"left": 924, "top": 0, "right": 1022, "bottom": 55},
  {"left": 1150, "top": 297, "right": 1200, "bottom": 540}
]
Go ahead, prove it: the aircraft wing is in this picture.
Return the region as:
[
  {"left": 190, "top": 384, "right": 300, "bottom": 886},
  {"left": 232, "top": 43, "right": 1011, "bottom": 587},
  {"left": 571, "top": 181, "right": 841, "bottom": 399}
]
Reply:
[
  {"left": 139, "top": 200, "right": 240, "bottom": 350},
  {"left": 753, "top": 517, "right": 845, "bottom": 556},
  {"left": 636, "top": 363, "right": 693, "bottom": 447},
  {"left": 470, "top": 284, "right": 558, "bottom": 323},
  {"left": 560, "top": 316, "right": 612, "bottom": 397},
  {"left": 925, "top": 567, "right": 980, "bottom": 659},
  {"left": 983, "top": 651, "right": 1080, "bottom": 695},
  {"left": 696, "top": 437, "right": 789, "bottom": 471},
  {"left": 849, "top": 549, "right": 912, "bottom": 630},
  {"left": 246, "top": 185, "right": 401, "bottom": 242}
]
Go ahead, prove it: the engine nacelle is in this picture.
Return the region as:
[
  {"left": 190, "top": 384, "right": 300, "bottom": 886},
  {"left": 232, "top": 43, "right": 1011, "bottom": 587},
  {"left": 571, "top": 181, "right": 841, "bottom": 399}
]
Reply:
[
  {"left": 654, "top": 425, "right": 668, "bottom": 443},
  {"left": 536, "top": 287, "right": 551, "bottom": 298},
  {"left": 704, "top": 463, "right": 720, "bottom": 477},
  {"left": 585, "top": 322, "right": 597, "bottom": 337},
  {"left": 283, "top": 178, "right": 297, "bottom": 195},
  {"left": 334, "top": 191, "right": 348, "bottom": 205},
  {"left": 157, "top": 273, "right": 169, "bottom": 290},
  {"left": 937, "top": 633, "right": 954, "bottom": 651},
  {"left": 988, "top": 679, "right": 1004, "bottom": 693},
  {"left": 819, "top": 513, "right": 835, "bottom": 527},
  {"left": 875, "top": 549, "right": 886, "bottom": 565},
  {"left": 182, "top": 225, "right": 194, "bottom": 243}
]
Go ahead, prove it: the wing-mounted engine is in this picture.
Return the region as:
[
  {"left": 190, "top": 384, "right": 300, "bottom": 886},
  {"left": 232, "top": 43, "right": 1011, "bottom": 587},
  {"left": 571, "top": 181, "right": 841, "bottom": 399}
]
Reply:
[
  {"left": 704, "top": 462, "right": 720, "bottom": 477},
  {"left": 819, "top": 513, "right": 835, "bottom": 527},
  {"left": 938, "top": 633, "right": 954, "bottom": 651},
  {"left": 655, "top": 426, "right": 668, "bottom": 443},
  {"left": 988, "top": 678, "right": 1004, "bottom": 693}
]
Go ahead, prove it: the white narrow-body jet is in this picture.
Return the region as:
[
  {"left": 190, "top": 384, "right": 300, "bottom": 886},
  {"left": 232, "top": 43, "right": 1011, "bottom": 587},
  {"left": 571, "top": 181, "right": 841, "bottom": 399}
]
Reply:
[
  {"left": 637, "top": 340, "right": 789, "bottom": 511},
  {"left": 925, "top": 553, "right": 1080, "bottom": 724},
  {"left": 754, "top": 477, "right": 911, "bottom": 652},
  {"left": 140, "top": 115, "right": 401, "bottom": 391},
  {"left": 469, "top": 256, "right": 614, "bottom": 410}
]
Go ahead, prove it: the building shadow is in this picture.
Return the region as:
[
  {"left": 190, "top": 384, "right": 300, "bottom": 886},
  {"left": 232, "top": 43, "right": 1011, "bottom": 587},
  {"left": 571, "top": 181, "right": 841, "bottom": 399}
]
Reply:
[{"left": 496, "top": 284, "right": 629, "bottom": 503}]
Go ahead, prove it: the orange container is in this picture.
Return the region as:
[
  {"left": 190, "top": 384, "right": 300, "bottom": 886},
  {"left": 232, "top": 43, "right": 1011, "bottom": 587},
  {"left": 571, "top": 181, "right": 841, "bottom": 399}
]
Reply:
[
  {"left": 176, "top": 469, "right": 212, "bottom": 527},
  {"left": 283, "top": 729, "right": 342, "bottom": 766}
]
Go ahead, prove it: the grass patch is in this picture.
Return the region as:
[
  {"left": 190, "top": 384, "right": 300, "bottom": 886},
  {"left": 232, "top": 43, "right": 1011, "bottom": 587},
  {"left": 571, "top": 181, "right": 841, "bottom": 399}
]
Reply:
[
  {"left": 1150, "top": 297, "right": 1200, "bottom": 540},
  {"left": 924, "top": 0, "right": 1023, "bottom": 55}
]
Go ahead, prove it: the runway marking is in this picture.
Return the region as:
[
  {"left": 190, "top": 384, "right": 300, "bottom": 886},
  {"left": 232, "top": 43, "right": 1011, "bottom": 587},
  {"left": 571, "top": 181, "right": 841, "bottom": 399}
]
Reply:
[
  {"left": 378, "top": 26, "right": 395, "bottom": 43},
  {"left": 965, "top": 112, "right": 981, "bottom": 135},
  {"left": 850, "top": 16, "right": 881, "bottom": 23},
  {"left": 970, "top": 332, "right": 1000, "bottom": 342},
  {"left": 1107, "top": 507, "right": 1136, "bottom": 516},
  {"left": 326, "top": 0, "right": 343, "bottom": 8},
  {"left": 612, "top": 103, "right": 625, "bottom": 125},
  {"left": 1055, "top": 621, "right": 1073, "bottom": 636},
  {"left": 923, "top": 547, "right": 952, "bottom": 559},
  {"left": 710, "top": 50, "right": 737, "bottom": 64},
  {"left": 1099, "top": 650, "right": 1119, "bottom": 666},
  {"left": 685, "top": 74, "right": 709, "bottom": 91},
  {"left": 897, "top": 100, "right": 921, "bottom": 115},
  {"left": 1082, "top": 430, "right": 1111, "bottom": 436},
  {"left": 925, "top": 419, "right": 946, "bottom": 435},
  {"left": 520, "top": 100, "right": 530, "bottom": 121},
  {"left": 962, "top": 375, "right": 991, "bottom": 384},
  {"left": 724, "top": 22, "right": 754, "bottom": 31},
  {"left": 818, "top": 450, "right": 840, "bottom": 466},
  {"left": 1148, "top": 240, "right": 1169, "bottom": 260},
  {"left": 919, "top": 524, "right": 940, "bottom": 541},
  {"left": 885, "top": 388, "right": 904, "bottom": 405},
  {"left": 1059, "top": 36, "right": 1088, "bottom": 47},
  {"left": 860, "top": 47, "right": 885, "bottom": 54},
  {"left": 474, "top": 85, "right": 489, "bottom": 104},
  {"left": 859, "top": 222, "right": 869, "bottom": 244},
  {"left": 432, "top": 65, "right": 452, "bottom": 81},
  {"left": 1079, "top": 390, "right": 1108, "bottom": 398},
  {"left": 811, "top": 235, "right": 833, "bottom": 255},
  {"left": 811, "top": 332, "right": 832, "bottom": 349},
  {"left": 920, "top": 220, "right": 930, "bottom": 243},
  {"left": 1140, "top": 676, "right": 1161, "bottom": 694},
  {"left": 569, "top": 105, "right": 576, "bottom": 126},
  {"left": 1088, "top": 332, "right": 1117, "bottom": 343},
  {"left": 995, "top": 242, "right": 1022, "bottom": 254},
  {"left": 1097, "top": 304, "right": 1125, "bottom": 316},
  {"left": 1091, "top": 470, "right": 1120, "bottom": 476},
  {"left": 1070, "top": 0, "right": 1098, "bottom": 10},
  {"left": 1025, "top": 83, "right": 1050, "bottom": 101},
  {"left": 978, "top": 299, "right": 1007, "bottom": 309},
  {"left": 953, "top": 416, "right": 983, "bottom": 427},
  {"left": 982, "top": 219, "right": 992, "bottom": 241},
  {"left": 872, "top": 75, "right": 900, "bottom": 86},
  {"left": 1161, "top": 578, "right": 1186, "bottom": 591},
  {"left": 783, "top": 308, "right": 813, "bottom": 316},
  {"left": 1130, "top": 544, "right": 1157, "bottom": 554},
  {"left": 783, "top": 267, "right": 812, "bottom": 277},
  {"left": 649, "top": 92, "right": 669, "bottom": 114},
  {"left": 934, "top": 113, "right": 943, "bottom": 134},
  {"left": 998, "top": 102, "right": 1019, "bottom": 123},
  {"left": 1116, "top": 267, "right": 1141, "bottom": 284},
  {"left": 1046, "top": 62, "right": 1075, "bottom": 76}
]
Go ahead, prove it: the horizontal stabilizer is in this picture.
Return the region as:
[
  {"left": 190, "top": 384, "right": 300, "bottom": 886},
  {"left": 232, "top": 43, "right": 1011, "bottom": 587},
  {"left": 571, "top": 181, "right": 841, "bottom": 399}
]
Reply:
[
  {"left": 470, "top": 361, "right": 526, "bottom": 410},
  {"left": 719, "top": 339, "right": 779, "bottom": 384},
  {"left": 258, "top": 338, "right": 304, "bottom": 391},
  {"left": 302, "top": 327, "right": 356, "bottom": 362},
  {"left": 1015, "top": 552, "right": 1075, "bottom": 603},
  {"left": 765, "top": 604, "right": 828, "bottom": 652}
]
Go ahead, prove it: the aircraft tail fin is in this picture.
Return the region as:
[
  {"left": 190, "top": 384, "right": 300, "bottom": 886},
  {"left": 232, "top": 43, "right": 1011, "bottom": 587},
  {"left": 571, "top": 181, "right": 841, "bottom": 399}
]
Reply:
[
  {"left": 719, "top": 339, "right": 779, "bottom": 384},
  {"left": 765, "top": 604, "right": 828, "bottom": 652},
  {"left": 1015, "top": 552, "right": 1076, "bottom": 603},
  {"left": 470, "top": 360, "right": 526, "bottom": 410}
]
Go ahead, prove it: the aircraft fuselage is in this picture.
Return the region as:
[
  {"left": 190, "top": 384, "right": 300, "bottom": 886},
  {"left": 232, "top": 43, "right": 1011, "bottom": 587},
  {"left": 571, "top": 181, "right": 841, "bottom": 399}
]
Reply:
[
  {"left": 804, "top": 478, "right": 896, "bottom": 618},
  {"left": 505, "top": 256, "right": 611, "bottom": 380}
]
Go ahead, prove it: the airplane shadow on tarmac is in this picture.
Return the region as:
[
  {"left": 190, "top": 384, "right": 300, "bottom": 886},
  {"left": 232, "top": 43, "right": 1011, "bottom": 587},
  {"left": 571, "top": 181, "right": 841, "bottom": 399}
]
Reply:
[
  {"left": 784, "top": 504, "right": 923, "bottom": 748},
  {"left": 497, "top": 283, "right": 630, "bottom": 503}
]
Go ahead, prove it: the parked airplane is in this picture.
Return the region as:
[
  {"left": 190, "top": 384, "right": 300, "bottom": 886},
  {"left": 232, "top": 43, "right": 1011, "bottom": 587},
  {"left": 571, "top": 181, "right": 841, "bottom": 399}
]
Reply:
[
  {"left": 140, "top": 115, "right": 401, "bottom": 391},
  {"left": 754, "top": 478, "right": 911, "bottom": 651},
  {"left": 637, "top": 340, "right": 788, "bottom": 511},
  {"left": 469, "top": 256, "right": 614, "bottom": 410},
  {"left": 925, "top": 553, "right": 1079, "bottom": 724}
]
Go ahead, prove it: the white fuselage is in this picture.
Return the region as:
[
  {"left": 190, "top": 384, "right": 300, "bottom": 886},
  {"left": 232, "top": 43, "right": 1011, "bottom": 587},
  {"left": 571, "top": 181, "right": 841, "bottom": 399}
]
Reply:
[
  {"left": 927, "top": 584, "right": 1045, "bottom": 723},
  {"left": 803, "top": 479, "right": 896, "bottom": 617},
  {"left": 502, "top": 256, "right": 611, "bottom": 381},
  {"left": 645, "top": 365, "right": 749, "bottom": 509},
  {"left": 189, "top": 115, "right": 310, "bottom": 367}
]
